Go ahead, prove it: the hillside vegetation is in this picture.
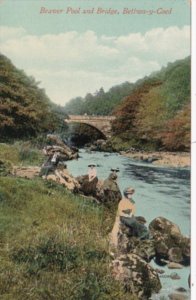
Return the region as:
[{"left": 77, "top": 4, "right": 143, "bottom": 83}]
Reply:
[
  {"left": 0, "top": 54, "right": 66, "bottom": 141},
  {"left": 111, "top": 57, "right": 190, "bottom": 151},
  {"left": 64, "top": 82, "right": 134, "bottom": 116}
]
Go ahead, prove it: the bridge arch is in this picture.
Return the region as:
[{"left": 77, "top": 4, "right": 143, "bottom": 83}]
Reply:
[{"left": 65, "top": 115, "right": 115, "bottom": 139}]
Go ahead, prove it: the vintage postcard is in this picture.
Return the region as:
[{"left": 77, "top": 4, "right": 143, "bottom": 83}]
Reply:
[{"left": 0, "top": 0, "right": 192, "bottom": 299}]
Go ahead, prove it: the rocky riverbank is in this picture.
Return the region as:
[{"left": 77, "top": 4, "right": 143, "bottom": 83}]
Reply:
[
  {"left": 86, "top": 139, "right": 190, "bottom": 168},
  {"left": 109, "top": 216, "right": 190, "bottom": 299},
  {"left": 120, "top": 150, "right": 190, "bottom": 168}
]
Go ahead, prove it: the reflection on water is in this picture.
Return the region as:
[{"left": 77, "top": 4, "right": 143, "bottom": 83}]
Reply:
[
  {"left": 66, "top": 149, "right": 191, "bottom": 297},
  {"left": 123, "top": 163, "right": 190, "bottom": 184}
]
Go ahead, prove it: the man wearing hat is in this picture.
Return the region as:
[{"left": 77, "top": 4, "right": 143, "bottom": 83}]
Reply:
[
  {"left": 88, "top": 163, "right": 97, "bottom": 182},
  {"left": 39, "top": 151, "right": 60, "bottom": 178},
  {"left": 102, "top": 168, "right": 121, "bottom": 207}
]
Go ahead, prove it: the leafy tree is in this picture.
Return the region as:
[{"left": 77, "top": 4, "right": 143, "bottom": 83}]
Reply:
[
  {"left": 0, "top": 54, "right": 63, "bottom": 140},
  {"left": 111, "top": 57, "right": 190, "bottom": 151},
  {"left": 160, "top": 104, "right": 190, "bottom": 151},
  {"left": 112, "top": 81, "right": 162, "bottom": 140},
  {"left": 135, "top": 86, "right": 167, "bottom": 144}
]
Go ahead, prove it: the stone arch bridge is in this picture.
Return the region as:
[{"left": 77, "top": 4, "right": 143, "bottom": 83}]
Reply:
[{"left": 65, "top": 115, "right": 116, "bottom": 138}]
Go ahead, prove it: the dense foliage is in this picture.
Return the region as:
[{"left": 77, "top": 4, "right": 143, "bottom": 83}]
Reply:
[
  {"left": 64, "top": 56, "right": 190, "bottom": 151},
  {"left": 111, "top": 57, "right": 191, "bottom": 151},
  {"left": 0, "top": 54, "right": 66, "bottom": 140},
  {"left": 64, "top": 82, "right": 134, "bottom": 115}
]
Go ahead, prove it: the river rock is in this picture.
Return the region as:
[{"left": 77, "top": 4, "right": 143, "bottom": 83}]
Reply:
[
  {"left": 45, "top": 145, "right": 78, "bottom": 161},
  {"left": 175, "top": 287, "right": 187, "bottom": 293},
  {"left": 111, "top": 253, "right": 161, "bottom": 299},
  {"left": 170, "top": 272, "right": 181, "bottom": 280},
  {"left": 45, "top": 134, "right": 79, "bottom": 161},
  {"left": 168, "top": 293, "right": 188, "bottom": 300},
  {"left": 88, "top": 139, "right": 106, "bottom": 151},
  {"left": 135, "top": 216, "right": 147, "bottom": 224},
  {"left": 149, "top": 217, "right": 190, "bottom": 265},
  {"left": 110, "top": 221, "right": 155, "bottom": 262},
  {"left": 142, "top": 156, "right": 160, "bottom": 163},
  {"left": 167, "top": 262, "right": 183, "bottom": 269},
  {"left": 132, "top": 239, "right": 156, "bottom": 262},
  {"left": 168, "top": 247, "right": 183, "bottom": 263},
  {"left": 155, "top": 268, "right": 165, "bottom": 274},
  {"left": 46, "top": 166, "right": 80, "bottom": 192}
]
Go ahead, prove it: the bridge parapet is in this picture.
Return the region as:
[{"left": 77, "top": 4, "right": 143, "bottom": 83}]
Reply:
[{"left": 67, "top": 115, "right": 115, "bottom": 121}]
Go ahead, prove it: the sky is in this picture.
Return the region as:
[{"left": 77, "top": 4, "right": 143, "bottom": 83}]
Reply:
[{"left": 0, "top": 0, "right": 191, "bottom": 105}]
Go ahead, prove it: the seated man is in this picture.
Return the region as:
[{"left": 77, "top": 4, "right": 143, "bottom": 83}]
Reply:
[
  {"left": 110, "top": 187, "right": 149, "bottom": 250},
  {"left": 80, "top": 163, "right": 98, "bottom": 196},
  {"left": 120, "top": 187, "right": 149, "bottom": 240},
  {"left": 102, "top": 168, "right": 121, "bottom": 206},
  {"left": 39, "top": 151, "right": 60, "bottom": 177}
]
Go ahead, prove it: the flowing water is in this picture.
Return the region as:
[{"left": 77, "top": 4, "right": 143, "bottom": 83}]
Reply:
[{"left": 66, "top": 149, "right": 191, "bottom": 299}]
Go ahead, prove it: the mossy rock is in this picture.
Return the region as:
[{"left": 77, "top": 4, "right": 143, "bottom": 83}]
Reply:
[
  {"left": 149, "top": 217, "right": 190, "bottom": 265},
  {"left": 112, "top": 253, "right": 161, "bottom": 299}
]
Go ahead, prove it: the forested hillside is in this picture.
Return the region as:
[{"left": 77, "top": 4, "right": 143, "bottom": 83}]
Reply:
[
  {"left": 0, "top": 54, "right": 65, "bottom": 140},
  {"left": 64, "top": 82, "right": 134, "bottom": 115},
  {"left": 111, "top": 56, "right": 190, "bottom": 151}
]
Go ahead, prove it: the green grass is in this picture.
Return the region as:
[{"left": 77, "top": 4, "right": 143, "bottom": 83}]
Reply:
[
  {"left": 0, "top": 142, "right": 137, "bottom": 299},
  {"left": 0, "top": 176, "right": 137, "bottom": 300},
  {"left": 0, "top": 142, "right": 44, "bottom": 167}
]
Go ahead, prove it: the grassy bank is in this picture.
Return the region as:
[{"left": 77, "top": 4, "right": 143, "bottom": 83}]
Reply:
[
  {"left": 0, "top": 142, "right": 44, "bottom": 167},
  {"left": 0, "top": 143, "right": 137, "bottom": 300}
]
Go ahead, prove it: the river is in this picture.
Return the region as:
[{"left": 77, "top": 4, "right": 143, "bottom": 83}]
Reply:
[{"left": 66, "top": 149, "right": 191, "bottom": 299}]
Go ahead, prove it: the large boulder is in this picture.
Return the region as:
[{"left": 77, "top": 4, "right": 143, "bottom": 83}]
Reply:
[
  {"left": 110, "top": 222, "right": 155, "bottom": 262},
  {"left": 46, "top": 166, "right": 80, "bottom": 192},
  {"left": 168, "top": 293, "right": 189, "bottom": 300},
  {"left": 111, "top": 253, "right": 161, "bottom": 299},
  {"left": 149, "top": 217, "right": 190, "bottom": 265},
  {"left": 46, "top": 134, "right": 79, "bottom": 161}
]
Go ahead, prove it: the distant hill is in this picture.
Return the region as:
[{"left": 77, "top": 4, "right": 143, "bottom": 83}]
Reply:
[
  {"left": 64, "top": 56, "right": 190, "bottom": 151},
  {"left": 64, "top": 82, "right": 134, "bottom": 116},
  {"left": 0, "top": 54, "right": 66, "bottom": 140},
  {"left": 111, "top": 56, "right": 190, "bottom": 151}
]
